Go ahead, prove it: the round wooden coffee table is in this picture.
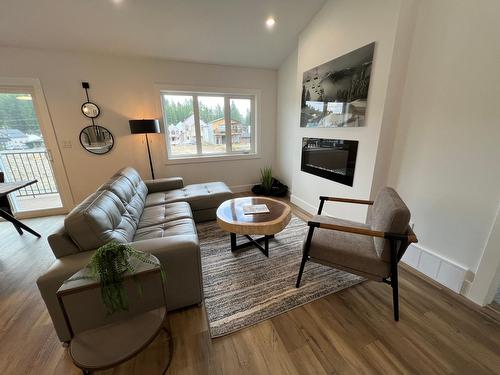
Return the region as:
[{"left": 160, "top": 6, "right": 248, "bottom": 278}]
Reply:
[{"left": 216, "top": 197, "right": 291, "bottom": 257}]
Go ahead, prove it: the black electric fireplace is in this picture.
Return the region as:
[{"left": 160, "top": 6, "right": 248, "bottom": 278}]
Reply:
[{"left": 301, "top": 138, "right": 358, "bottom": 186}]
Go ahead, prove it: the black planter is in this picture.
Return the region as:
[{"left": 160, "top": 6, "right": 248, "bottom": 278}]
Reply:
[{"left": 252, "top": 178, "right": 288, "bottom": 197}]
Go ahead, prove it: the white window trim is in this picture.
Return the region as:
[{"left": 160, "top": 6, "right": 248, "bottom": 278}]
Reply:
[{"left": 154, "top": 84, "right": 261, "bottom": 165}]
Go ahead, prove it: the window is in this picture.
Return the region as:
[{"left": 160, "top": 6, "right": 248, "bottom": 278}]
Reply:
[{"left": 161, "top": 90, "right": 256, "bottom": 160}]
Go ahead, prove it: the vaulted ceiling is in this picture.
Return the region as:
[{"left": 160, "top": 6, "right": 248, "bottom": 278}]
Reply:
[{"left": 0, "top": 0, "right": 326, "bottom": 68}]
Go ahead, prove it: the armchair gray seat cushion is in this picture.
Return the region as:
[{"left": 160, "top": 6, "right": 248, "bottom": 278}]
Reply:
[
  {"left": 308, "top": 215, "right": 390, "bottom": 280},
  {"left": 38, "top": 167, "right": 232, "bottom": 342}
]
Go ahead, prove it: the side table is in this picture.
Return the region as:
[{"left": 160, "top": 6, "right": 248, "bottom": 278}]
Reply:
[{"left": 57, "top": 255, "right": 172, "bottom": 374}]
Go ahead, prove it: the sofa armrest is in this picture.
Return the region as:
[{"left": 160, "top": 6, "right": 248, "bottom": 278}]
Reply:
[
  {"left": 36, "top": 251, "right": 95, "bottom": 342},
  {"left": 129, "top": 235, "right": 203, "bottom": 310},
  {"left": 144, "top": 177, "right": 184, "bottom": 193},
  {"left": 47, "top": 225, "right": 80, "bottom": 258}
]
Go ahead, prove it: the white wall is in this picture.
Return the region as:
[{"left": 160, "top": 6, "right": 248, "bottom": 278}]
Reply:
[
  {"left": 276, "top": 0, "right": 405, "bottom": 222},
  {"left": 388, "top": 0, "right": 500, "bottom": 276},
  {"left": 274, "top": 48, "right": 299, "bottom": 186},
  {"left": 276, "top": 0, "right": 500, "bottom": 300},
  {"left": 370, "top": 0, "right": 419, "bottom": 199},
  {"left": 0, "top": 47, "right": 277, "bottom": 203}
]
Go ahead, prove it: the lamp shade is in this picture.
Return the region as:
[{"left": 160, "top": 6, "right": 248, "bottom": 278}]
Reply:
[{"left": 129, "top": 119, "right": 160, "bottom": 134}]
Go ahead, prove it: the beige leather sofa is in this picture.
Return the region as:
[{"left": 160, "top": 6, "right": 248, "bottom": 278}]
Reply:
[{"left": 37, "top": 167, "right": 232, "bottom": 342}]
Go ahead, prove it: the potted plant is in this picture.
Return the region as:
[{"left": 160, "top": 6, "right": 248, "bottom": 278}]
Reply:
[
  {"left": 68, "top": 241, "right": 164, "bottom": 314},
  {"left": 252, "top": 167, "right": 288, "bottom": 197},
  {"left": 260, "top": 167, "right": 273, "bottom": 195}
]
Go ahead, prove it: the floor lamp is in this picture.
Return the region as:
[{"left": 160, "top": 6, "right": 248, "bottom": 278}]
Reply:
[{"left": 129, "top": 119, "right": 160, "bottom": 180}]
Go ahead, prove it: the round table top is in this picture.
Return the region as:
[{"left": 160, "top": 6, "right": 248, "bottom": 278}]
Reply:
[{"left": 216, "top": 196, "right": 292, "bottom": 235}]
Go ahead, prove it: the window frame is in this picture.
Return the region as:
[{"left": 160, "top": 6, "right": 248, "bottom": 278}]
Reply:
[{"left": 156, "top": 85, "right": 260, "bottom": 164}]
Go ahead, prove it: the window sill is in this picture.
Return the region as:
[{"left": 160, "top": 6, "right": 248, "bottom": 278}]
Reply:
[{"left": 165, "top": 152, "right": 260, "bottom": 165}]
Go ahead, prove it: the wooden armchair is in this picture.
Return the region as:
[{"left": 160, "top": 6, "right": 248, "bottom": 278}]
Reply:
[{"left": 296, "top": 187, "right": 417, "bottom": 321}]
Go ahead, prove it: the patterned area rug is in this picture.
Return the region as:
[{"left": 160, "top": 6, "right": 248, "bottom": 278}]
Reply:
[{"left": 197, "top": 216, "right": 365, "bottom": 338}]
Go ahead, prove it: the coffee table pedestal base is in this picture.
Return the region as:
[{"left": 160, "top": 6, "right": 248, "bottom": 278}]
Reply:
[{"left": 230, "top": 233, "right": 275, "bottom": 257}]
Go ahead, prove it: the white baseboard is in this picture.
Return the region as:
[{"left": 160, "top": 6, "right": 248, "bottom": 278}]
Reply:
[
  {"left": 229, "top": 184, "right": 255, "bottom": 193},
  {"left": 290, "top": 194, "right": 317, "bottom": 215},
  {"left": 402, "top": 243, "right": 469, "bottom": 294}
]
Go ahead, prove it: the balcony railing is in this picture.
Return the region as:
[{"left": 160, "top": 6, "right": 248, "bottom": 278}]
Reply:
[{"left": 0, "top": 150, "right": 59, "bottom": 197}]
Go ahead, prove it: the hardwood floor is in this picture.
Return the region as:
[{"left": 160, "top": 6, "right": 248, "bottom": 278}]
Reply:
[{"left": 0, "top": 204, "right": 499, "bottom": 374}]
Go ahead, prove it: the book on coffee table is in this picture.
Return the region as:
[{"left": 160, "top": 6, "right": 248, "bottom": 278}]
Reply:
[{"left": 242, "top": 204, "right": 270, "bottom": 214}]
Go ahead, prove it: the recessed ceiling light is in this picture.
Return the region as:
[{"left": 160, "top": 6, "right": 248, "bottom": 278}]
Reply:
[
  {"left": 266, "top": 17, "right": 276, "bottom": 28},
  {"left": 111, "top": 0, "right": 123, "bottom": 4}
]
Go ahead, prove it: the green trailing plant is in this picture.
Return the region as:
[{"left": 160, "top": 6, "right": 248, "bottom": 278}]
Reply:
[
  {"left": 260, "top": 167, "right": 273, "bottom": 194},
  {"left": 66, "top": 241, "right": 164, "bottom": 315}
]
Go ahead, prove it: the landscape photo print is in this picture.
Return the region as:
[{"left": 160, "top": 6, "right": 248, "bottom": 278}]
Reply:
[{"left": 300, "top": 42, "right": 375, "bottom": 128}]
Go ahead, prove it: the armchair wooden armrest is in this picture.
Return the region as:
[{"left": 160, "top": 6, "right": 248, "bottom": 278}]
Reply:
[
  {"left": 406, "top": 226, "right": 418, "bottom": 244},
  {"left": 308, "top": 220, "right": 385, "bottom": 238},
  {"left": 319, "top": 196, "right": 374, "bottom": 205},
  {"left": 307, "top": 221, "right": 418, "bottom": 244},
  {"left": 317, "top": 196, "right": 374, "bottom": 215}
]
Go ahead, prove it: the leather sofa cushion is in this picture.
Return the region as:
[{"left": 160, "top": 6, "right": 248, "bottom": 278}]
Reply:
[
  {"left": 308, "top": 215, "right": 390, "bottom": 279},
  {"left": 64, "top": 190, "right": 137, "bottom": 251},
  {"left": 98, "top": 175, "right": 146, "bottom": 227},
  {"left": 144, "top": 177, "right": 184, "bottom": 193},
  {"left": 145, "top": 182, "right": 232, "bottom": 211},
  {"left": 113, "top": 167, "right": 149, "bottom": 202},
  {"left": 138, "top": 202, "right": 193, "bottom": 229},
  {"left": 134, "top": 218, "right": 197, "bottom": 242}
]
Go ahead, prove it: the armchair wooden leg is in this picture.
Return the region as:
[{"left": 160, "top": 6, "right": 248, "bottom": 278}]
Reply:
[
  {"left": 391, "top": 263, "right": 399, "bottom": 321},
  {"left": 296, "top": 227, "right": 315, "bottom": 288}
]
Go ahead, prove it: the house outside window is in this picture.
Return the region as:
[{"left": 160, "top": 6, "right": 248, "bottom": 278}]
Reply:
[{"left": 159, "top": 89, "right": 257, "bottom": 162}]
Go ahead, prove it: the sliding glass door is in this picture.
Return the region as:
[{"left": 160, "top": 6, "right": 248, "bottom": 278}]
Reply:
[{"left": 0, "top": 80, "right": 72, "bottom": 217}]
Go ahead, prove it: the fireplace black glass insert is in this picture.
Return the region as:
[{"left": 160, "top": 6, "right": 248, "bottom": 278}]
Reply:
[{"left": 301, "top": 138, "right": 358, "bottom": 186}]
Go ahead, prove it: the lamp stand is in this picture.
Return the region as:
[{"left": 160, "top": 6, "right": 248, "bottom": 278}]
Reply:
[{"left": 145, "top": 133, "right": 155, "bottom": 180}]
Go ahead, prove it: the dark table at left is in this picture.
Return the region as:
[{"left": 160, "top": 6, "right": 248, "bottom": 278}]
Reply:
[{"left": 0, "top": 180, "right": 41, "bottom": 238}]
